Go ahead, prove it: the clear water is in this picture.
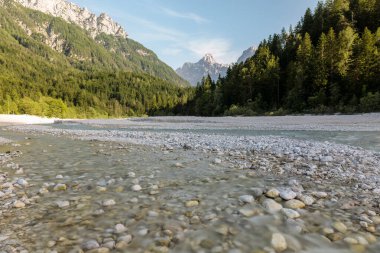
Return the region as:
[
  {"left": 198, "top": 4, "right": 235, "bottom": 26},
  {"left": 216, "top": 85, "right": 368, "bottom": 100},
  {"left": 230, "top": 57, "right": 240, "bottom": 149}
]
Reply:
[
  {"left": 1, "top": 127, "right": 379, "bottom": 252},
  {"left": 53, "top": 122, "right": 380, "bottom": 153}
]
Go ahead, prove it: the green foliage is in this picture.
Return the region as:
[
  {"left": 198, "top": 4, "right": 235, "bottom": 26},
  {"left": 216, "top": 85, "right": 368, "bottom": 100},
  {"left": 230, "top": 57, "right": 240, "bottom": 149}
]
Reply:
[
  {"left": 0, "top": 1, "right": 190, "bottom": 118},
  {"left": 184, "top": 0, "right": 380, "bottom": 116}
]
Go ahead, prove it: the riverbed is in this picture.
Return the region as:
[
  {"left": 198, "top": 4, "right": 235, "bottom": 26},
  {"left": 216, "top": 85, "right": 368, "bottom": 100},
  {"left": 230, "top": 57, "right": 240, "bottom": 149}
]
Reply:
[{"left": 1, "top": 115, "right": 380, "bottom": 253}]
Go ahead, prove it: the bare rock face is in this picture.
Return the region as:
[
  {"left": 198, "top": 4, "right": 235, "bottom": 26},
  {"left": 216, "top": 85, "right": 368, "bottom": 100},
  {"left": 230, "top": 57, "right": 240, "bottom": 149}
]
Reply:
[
  {"left": 176, "top": 54, "right": 230, "bottom": 86},
  {"left": 237, "top": 46, "right": 256, "bottom": 63},
  {"left": 14, "top": 0, "right": 127, "bottom": 38}
]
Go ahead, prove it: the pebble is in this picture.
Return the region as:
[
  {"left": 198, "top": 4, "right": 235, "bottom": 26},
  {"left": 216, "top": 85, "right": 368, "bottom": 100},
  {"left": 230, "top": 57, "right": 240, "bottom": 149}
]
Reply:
[
  {"left": 14, "top": 200, "right": 26, "bottom": 208},
  {"left": 102, "top": 199, "right": 116, "bottom": 207},
  {"left": 239, "top": 195, "right": 254, "bottom": 204},
  {"left": 282, "top": 208, "right": 300, "bottom": 219},
  {"left": 117, "top": 235, "right": 132, "bottom": 243},
  {"left": 298, "top": 195, "right": 315, "bottom": 206},
  {"left": 279, "top": 189, "right": 297, "bottom": 200},
  {"left": 214, "top": 158, "right": 222, "bottom": 164},
  {"left": 127, "top": 172, "right": 136, "bottom": 178},
  {"left": 53, "top": 183, "right": 67, "bottom": 191},
  {"left": 313, "top": 192, "right": 328, "bottom": 198},
  {"left": 87, "top": 248, "right": 110, "bottom": 253},
  {"left": 284, "top": 200, "right": 305, "bottom": 209},
  {"left": 131, "top": 185, "right": 142, "bottom": 191},
  {"left": 271, "top": 233, "right": 287, "bottom": 252},
  {"left": 81, "top": 240, "right": 100, "bottom": 250},
  {"left": 114, "top": 224, "right": 127, "bottom": 233},
  {"left": 55, "top": 200, "right": 70, "bottom": 208},
  {"left": 16, "top": 178, "right": 28, "bottom": 186},
  {"left": 262, "top": 199, "right": 283, "bottom": 213},
  {"left": 266, "top": 188, "right": 280, "bottom": 198},
  {"left": 333, "top": 221, "right": 347, "bottom": 233},
  {"left": 185, "top": 200, "right": 199, "bottom": 207}
]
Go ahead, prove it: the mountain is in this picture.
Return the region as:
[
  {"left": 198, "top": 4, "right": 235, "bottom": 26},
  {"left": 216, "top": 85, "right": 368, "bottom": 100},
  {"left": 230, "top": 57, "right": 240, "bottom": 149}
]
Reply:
[
  {"left": 1, "top": 0, "right": 187, "bottom": 86},
  {"left": 237, "top": 46, "right": 256, "bottom": 63},
  {"left": 176, "top": 54, "right": 229, "bottom": 85},
  {"left": 0, "top": 0, "right": 190, "bottom": 118},
  {"left": 15, "top": 0, "right": 127, "bottom": 38},
  {"left": 176, "top": 47, "right": 256, "bottom": 85}
]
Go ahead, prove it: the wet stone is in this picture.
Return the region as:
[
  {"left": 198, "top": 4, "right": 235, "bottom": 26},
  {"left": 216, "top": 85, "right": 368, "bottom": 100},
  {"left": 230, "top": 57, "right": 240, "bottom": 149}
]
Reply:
[
  {"left": 271, "top": 233, "right": 287, "bottom": 252},
  {"left": 81, "top": 240, "right": 100, "bottom": 250},
  {"left": 284, "top": 200, "right": 305, "bottom": 209}
]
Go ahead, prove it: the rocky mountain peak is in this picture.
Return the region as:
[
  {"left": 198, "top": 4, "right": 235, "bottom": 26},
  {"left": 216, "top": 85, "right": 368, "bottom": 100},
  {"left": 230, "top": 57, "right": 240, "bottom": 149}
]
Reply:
[
  {"left": 201, "top": 53, "right": 216, "bottom": 64},
  {"left": 13, "top": 0, "right": 128, "bottom": 38},
  {"left": 237, "top": 46, "right": 256, "bottom": 63},
  {"left": 176, "top": 54, "right": 229, "bottom": 86}
]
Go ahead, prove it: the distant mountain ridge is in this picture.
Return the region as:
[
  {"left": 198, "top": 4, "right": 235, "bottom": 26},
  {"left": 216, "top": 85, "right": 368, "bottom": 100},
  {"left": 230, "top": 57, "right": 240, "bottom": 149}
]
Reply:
[
  {"left": 176, "top": 54, "right": 229, "bottom": 85},
  {"left": 14, "top": 0, "right": 127, "bottom": 38},
  {"left": 176, "top": 47, "right": 256, "bottom": 85},
  {"left": 237, "top": 46, "right": 256, "bottom": 63}
]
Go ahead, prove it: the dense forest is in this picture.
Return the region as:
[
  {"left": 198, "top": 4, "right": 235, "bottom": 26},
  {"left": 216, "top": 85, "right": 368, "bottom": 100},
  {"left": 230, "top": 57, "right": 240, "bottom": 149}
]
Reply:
[
  {"left": 0, "top": 0, "right": 191, "bottom": 118},
  {"left": 188, "top": 0, "right": 380, "bottom": 116}
]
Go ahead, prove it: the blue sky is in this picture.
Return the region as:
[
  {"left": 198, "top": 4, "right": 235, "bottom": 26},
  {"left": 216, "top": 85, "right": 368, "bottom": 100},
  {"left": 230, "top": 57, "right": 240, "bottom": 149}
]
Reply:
[{"left": 72, "top": 0, "right": 320, "bottom": 69}]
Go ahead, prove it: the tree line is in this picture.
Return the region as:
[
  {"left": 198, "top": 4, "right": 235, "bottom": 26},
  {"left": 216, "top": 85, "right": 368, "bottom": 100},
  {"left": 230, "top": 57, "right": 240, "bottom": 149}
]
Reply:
[{"left": 187, "top": 0, "right": 380, "bottom": 116}]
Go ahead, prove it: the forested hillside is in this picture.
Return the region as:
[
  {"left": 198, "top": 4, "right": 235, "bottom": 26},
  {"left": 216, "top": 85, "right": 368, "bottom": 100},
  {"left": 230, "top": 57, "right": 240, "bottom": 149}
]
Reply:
[
  {"left": 189, "top": 0, "right": 380, "bottom": 116},
  {"left": 0, "top": 0, "right": 190, "bottom": 118}
]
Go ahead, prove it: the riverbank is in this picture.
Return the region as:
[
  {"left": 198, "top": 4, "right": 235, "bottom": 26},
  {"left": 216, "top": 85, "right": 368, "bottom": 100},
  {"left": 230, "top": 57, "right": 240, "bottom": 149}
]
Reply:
[{"left": 0, "top": 114, "right": 57, "bottom": 126}]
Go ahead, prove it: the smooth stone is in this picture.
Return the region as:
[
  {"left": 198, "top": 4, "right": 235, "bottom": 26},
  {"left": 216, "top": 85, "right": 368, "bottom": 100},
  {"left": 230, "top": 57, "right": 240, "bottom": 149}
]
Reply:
[
  {"left": 127, "top": 172, "right": 136, "bottom": 178},
  {"left": 81, "top": 240, "right": 99, "bottom": 250},
  {"left": 284, "top": 200, "right": 305, "bottom": 209},
  {"left": 282, "top": 208, "right": 300, "bottom": 219},
  {"left": 239, "top": 208, "right": 256, "bottom": 217},
  {"left": 114, "top": 224, "right": 127, "bottom": 233},
  {"left": 279, "top": 189, "right": 297, "bottom": 201},
  {"left": 298, "top": 195, "right": 315, "bottom": 205},
  {"left": 14, "top": 200, "right": 25, "bottom": 208},
  {"left": 16, "top": 178, "right": 28, "bottom": 186},
  {"left": 262, "top": 199, "right": 283, "bottom": 213},
  {"left": 185, "top": 200, "right": 199, "bottom": 207},
  {"left": 137, "top": 228, "right": 149, "bottom": 236},
  {"left": 333, "top": 222, "right": 348, "bottom": 233},
  {"left": 148, "top": 211, "right": 159, "bottom": 217},
  {"left": 271, "top": 233, "right": 287, "bottom": 252},
  {"left": 115, "top": 241, "right": 129, "bottom": 250},
  {"left": 131, "top": 185, "right": 142, "bottom": 191},
  {"left": 239, "top": 195, "right": 254, "bottom": 204},
  {"left": 313, "top": 191, "right": 328, "bottom": 198},
  {"left": 266, "top": 188, "right": 280, "bottom": 198},
  {"left": 56, "top": 200, "right": 70, "bottom": 208},
  {"left": 251, "top": 188, "right": 264, "bottom": 197},
  {"left": 53, "top": 183, "right": 67, "bottom": 191},
  {"left": 86, "top": 248, "right": 110, "bottom": 253},
  {"left": 344, "top": 237, "right": 358, "bottom": 244},
  {"left": 102, "top": 199, "right": 116, "bottom": 207},
  {"left": 102, "top": 241, "right": 115, "bottom": 249},
  {"left": 117, "top": 235, "right": 132, "bottom": 243},
  {"left": 214, "top": 158, "right": 222, "bottom": 164}
]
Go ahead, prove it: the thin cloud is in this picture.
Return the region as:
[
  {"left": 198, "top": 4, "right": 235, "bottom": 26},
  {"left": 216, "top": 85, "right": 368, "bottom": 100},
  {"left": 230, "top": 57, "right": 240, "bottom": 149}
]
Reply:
[
  {"left": 162, "top": 7, "right": 208, "bottom": 24},
  {"left": 186, "top": 38, "right": 238, "bottom": 64},
  {"left": 125, "top": 15, "right": 186, "bottom": 42}
]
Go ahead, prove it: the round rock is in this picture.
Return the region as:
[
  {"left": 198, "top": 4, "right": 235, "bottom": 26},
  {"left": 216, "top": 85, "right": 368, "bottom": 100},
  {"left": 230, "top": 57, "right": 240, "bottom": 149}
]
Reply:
[
  {"left": 279, "top": 189, "right": 297, "bottom": 201},
  {"left": 271, "top": 233, "right": 287, "bottom": 252}
]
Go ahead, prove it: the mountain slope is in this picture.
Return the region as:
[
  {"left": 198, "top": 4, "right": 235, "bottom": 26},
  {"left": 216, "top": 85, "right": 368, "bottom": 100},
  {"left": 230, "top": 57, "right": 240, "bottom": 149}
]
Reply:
[
  {"left": 0, "top": 0, "right": 191, "bottom": 117},
  {"left": 237, "top": 46, "right": 256, "bottom": 63},
  {"left": 1, "top": 0, "right": 187, "bottom": 86},
  {"left": 176, "top": 54, "right": 229, "bottom": 85}
]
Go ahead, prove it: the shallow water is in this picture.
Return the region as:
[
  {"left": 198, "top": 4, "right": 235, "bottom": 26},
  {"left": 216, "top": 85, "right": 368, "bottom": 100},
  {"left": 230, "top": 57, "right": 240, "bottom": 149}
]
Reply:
[
  {"left": 1, "top": 127, "right": 380, "bottom": 252},
  {"left": 53, "top": 122, "right": 380, "bottom": 152}
]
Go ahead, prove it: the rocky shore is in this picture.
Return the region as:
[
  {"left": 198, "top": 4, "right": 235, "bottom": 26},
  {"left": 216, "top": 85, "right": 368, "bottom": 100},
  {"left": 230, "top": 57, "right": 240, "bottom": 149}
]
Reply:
[{"left": 1, "top": 117, "right": 380, "bottom": 252}]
